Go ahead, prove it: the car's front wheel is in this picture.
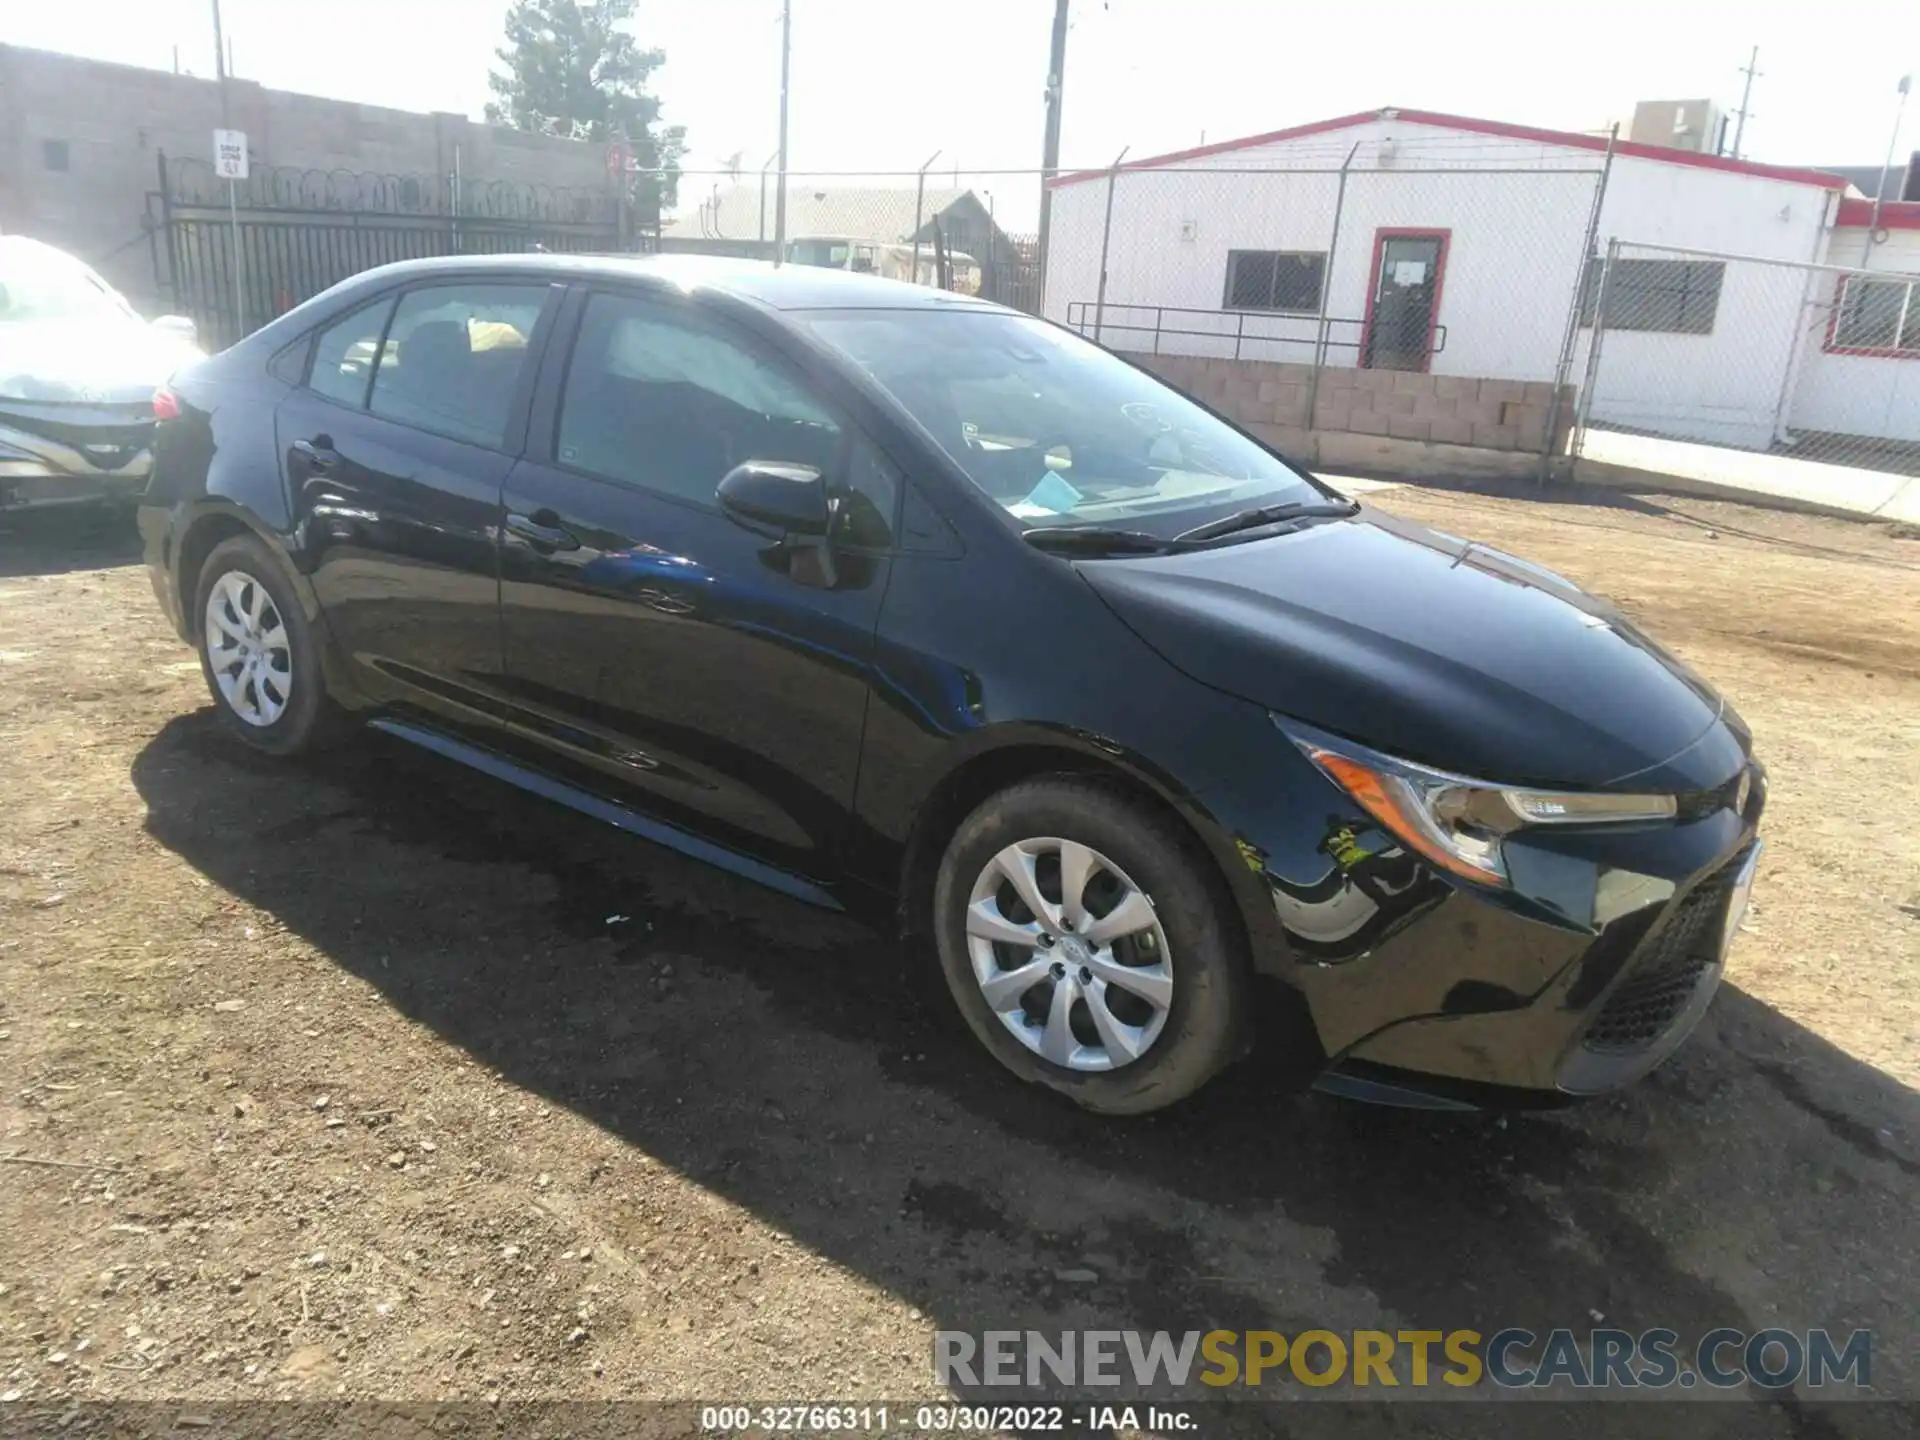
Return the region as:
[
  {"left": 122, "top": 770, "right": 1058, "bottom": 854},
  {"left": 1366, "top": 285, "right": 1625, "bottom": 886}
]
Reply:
[
  {"left": 932, "top": 777, "right": 1250, "bottom": 1115},
  {"left": 193, "top": 534, "right": 343, "bottom": 756}
]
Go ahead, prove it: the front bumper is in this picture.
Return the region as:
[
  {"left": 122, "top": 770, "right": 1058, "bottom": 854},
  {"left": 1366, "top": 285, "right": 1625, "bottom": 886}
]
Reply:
[
  {"left": 1314, "top": 835, "right": 1761, "bottom": 1106},
  {"left": 0, "top": 421, "right": 153, "bottom": 511},
  {"left": 1, "top": 466, "right": 151, "bottom": 511},
  {"left": 1213, "top": 751, "right": 1767, "bottom": 1107}
]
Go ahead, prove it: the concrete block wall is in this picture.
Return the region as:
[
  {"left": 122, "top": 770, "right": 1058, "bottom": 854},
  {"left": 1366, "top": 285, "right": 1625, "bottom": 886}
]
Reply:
[
  {"left": 1125, "top": 353, "right": 1576, "bottom": 454},
  {"left": 0, "top": 44, "right": 609, "bottom": 311}
]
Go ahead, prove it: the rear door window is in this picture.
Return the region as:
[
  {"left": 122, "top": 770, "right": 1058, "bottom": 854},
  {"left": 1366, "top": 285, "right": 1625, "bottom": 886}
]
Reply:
[{"left": 367, "top": 283, "right": 549, "bottom": 449}]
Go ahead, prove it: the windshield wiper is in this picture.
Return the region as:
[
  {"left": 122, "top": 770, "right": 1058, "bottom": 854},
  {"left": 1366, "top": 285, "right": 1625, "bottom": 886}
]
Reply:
[
  {"left": 1173, "top": 498, "right": 1360, "bottom": 546},
  {"left": 1021, "top": 526, "right": 1180, "bottom": 556}
]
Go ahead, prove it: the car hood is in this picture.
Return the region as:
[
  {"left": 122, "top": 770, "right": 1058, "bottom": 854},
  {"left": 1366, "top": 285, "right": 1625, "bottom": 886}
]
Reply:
[
  {"left": 1077, "top": 507, "right": 1735, "bottom": 789},
  {"left": 0, "top": 320, "right": 201, "bottom": 405}
]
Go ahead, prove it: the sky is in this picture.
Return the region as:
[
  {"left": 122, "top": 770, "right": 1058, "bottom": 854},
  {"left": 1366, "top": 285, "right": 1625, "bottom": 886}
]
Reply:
[{"left": 6, "top": 0, "right": 1918, "bottom": 227}]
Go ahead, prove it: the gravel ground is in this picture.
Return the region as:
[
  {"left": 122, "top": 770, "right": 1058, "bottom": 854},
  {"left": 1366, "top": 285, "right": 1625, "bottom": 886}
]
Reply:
[{"left": 0, "top": 486, "right": 1915, "bottom": 1438}]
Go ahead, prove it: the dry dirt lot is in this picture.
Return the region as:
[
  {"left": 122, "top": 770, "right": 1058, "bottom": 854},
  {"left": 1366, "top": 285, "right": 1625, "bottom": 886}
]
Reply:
[{"left": 0, "top": 485, "right": 1916, "bottom": 1437}]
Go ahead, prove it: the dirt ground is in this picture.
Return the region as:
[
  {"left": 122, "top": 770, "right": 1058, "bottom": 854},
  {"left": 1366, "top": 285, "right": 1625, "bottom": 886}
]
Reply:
[{"left": 0, "top": 485, "right": 1915, "bottom": 1435}]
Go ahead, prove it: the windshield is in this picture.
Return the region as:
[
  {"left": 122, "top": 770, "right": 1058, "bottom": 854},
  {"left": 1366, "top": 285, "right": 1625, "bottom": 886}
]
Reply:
[
  {"left": 801, "top": 309, "right": 1326, "bottom": 535},
  {"left": 789, "top": 239, "right": 852, "bottom": 269},
  {"left": 0, "top": 243, "right": 139, "bottom": 328}
]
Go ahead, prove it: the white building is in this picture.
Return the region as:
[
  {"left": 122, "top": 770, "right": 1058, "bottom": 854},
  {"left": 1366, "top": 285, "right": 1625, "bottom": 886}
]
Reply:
[
  {"left": 1792, "top": 197, "right": 1920, "bottom": 446},
  {"left": 1042, "top": 108, "right": 1920, "bottom": 456}
]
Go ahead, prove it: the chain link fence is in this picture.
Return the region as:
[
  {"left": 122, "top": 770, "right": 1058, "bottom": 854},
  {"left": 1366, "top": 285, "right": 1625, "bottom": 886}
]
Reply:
[
  {"left": 731, "top": 149, "right": 1916, "bottom": 499},
  {"left": 1577, "top": 240, "right": 1920, "bottom": 489},
  {"left": 270, "top": 144, "right": 1909, "bottom": 503},
  {"left": 1039, "top": 146, "right": 1608, "bottom": 466},
  {"left": 661, "top": 167, "right": 1043, "bottom": 313}
]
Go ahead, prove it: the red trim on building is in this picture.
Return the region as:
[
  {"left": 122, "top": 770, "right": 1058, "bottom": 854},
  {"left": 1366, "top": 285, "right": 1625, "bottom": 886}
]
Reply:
[
  {"left": 1835, "top": 197, "right": 1920, "bottom": 230},
  {"left": 1357, "top": 228, "right": 1451, "bottom": 375},
  {"left": 1049, "top": 109, "right": 1852, "bottom": 192},
  {"left": 1050, "top": 110, "right": 1388, "bottom": 185}
]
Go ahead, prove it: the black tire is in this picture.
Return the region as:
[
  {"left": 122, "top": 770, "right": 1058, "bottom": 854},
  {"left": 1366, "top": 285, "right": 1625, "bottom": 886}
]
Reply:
[
  {"left": 931, "top": 776, "right": 1250, "bottom": 1115},
  {"left": 192, "top": 534, "right": 345, "bottom": 756}
]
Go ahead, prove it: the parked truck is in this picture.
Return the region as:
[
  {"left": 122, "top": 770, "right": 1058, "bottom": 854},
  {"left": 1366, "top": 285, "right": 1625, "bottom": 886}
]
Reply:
[{"left": 785, "top": 236, "right": 981, "bottom": 295}]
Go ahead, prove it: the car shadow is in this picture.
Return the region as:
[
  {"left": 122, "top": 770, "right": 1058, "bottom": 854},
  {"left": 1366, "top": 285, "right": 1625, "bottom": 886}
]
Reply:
[
  {"left": 0, "top": 505, "right": 143, "bottom": 577},
  {"left": 129, "top": 712, "right": 1917, "bottom": 1435}
]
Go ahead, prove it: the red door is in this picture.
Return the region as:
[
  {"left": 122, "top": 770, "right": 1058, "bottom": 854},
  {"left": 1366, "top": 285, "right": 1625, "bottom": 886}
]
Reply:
[{"left": 1361, "top": 230, "right": 1450, "bottom": 373}]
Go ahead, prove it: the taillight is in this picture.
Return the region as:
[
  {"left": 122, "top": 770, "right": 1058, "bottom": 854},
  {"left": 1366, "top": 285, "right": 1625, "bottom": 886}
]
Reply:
[{"left": 152, "top": 387, "right": 181, "bottom": 421}]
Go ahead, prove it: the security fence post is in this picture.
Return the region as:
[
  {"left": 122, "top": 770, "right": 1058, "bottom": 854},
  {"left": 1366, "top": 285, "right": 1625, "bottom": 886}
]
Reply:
[
  {"left": 1543, "top": 124, "right": 1617, "bottom": 482},
  {"left": 912, "top": 150, "right": 942, "bottom": 284},
  {"left": 1305, "top": 141, "right": 1361, "bottom": 439},
  {"left": 1571, "top": 236, "right": 1619, "bottom": 455},
  {"left": 1093, "top": 146, "right": 1129, "bottom": 344}
]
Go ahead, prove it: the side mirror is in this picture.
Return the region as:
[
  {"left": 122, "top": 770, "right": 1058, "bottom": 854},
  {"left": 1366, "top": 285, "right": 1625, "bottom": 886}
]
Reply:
[
  {"left": 717, "top": 461, "right": 829, "bottom": 536},
  {"left": 152, "top": 314, "right": 198, "bottom": 344}
]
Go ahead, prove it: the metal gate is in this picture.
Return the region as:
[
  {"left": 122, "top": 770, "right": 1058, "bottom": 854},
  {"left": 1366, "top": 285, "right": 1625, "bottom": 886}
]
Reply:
[{"left": 149, "top": 153, "right": 638, "bottom": 348}]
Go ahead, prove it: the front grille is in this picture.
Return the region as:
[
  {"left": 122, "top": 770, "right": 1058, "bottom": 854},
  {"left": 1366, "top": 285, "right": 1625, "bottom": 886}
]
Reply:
[
  {"left": 1582, "top": 847, "right": 1749, "bottom": 1054},
  {"left": 0, "top": 409, "right": 154, "bottom": 471}
]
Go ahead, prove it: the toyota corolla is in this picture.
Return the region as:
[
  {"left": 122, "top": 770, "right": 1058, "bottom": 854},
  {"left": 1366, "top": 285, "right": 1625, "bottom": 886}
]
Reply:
[{"left": 138, "top": 255, "right": 1763, "bottom": 1114}]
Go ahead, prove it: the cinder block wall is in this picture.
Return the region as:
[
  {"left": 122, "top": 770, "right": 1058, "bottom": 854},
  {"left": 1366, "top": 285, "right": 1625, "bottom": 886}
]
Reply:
[
  {"left": 1125, "top": 354, "right": 1576, "bottom": 453},
  {"left": 0, "top": 44, "right": 610, "bottom": 312}
]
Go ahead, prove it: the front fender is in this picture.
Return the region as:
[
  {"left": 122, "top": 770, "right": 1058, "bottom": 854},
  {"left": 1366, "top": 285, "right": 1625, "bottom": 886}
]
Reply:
[{"left": 875, "top": 709, "right": 1300, "bottom": 986}]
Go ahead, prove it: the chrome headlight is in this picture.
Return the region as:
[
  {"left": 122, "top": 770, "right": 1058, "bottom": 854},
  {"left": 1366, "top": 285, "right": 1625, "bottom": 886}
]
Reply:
[{"left": 1280, "top": 721, "right": 1676, "bottom": 887}]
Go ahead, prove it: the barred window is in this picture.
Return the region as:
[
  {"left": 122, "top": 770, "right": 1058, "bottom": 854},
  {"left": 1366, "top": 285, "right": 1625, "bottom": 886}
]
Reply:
[
  {"left": 1830, "top": 275, "right": 1920, "bottom": 353},
  {"left": 1580, "top": 257, "right": 1724, "bottom": 335},
  {"left": 1223, "top": 250, "right": 1326, "bottom": 313}
]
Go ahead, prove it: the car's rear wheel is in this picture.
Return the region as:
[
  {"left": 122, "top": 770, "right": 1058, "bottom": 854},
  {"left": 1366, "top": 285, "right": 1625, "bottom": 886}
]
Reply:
[
  {"left": 193, "top": 534, "right": 343, "bottom": 756},
  {"left": 932, "top": 777, "right": 1249, "bottom": 1115}
]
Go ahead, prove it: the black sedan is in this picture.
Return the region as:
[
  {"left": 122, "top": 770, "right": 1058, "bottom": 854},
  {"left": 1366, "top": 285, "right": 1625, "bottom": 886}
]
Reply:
[{"left": 139, "top": 254, "right": 1763, "bottom": 1115}]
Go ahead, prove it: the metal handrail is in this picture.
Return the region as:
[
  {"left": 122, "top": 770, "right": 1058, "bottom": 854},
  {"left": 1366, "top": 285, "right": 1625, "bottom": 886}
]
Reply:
[{"left": 1064, "top": 300, "right": 1449, "bottom": 363}]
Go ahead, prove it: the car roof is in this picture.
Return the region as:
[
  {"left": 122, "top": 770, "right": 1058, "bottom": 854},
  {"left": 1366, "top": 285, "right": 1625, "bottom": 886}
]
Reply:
[{"left": 339, "top": 251, "right": 1006, "bottom": 314}]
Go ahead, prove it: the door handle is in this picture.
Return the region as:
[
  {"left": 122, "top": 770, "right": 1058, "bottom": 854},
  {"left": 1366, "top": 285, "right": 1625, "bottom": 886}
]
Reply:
[
  {"left": 291, "top": 437, "right": 340, "bottom": 471},
  {"left": 505, "top": 511, "right": 581, "bottom": 551}
]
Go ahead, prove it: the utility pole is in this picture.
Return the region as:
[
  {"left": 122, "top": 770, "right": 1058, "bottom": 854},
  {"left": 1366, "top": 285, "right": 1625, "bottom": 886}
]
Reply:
[
  {"left": 211, "top": 0, "right": 228, "bottom": 90},
  {"left": 1729, "top": 45, "right": 1760, "bottom": 158},
  {"left": 1035, "top": 0, "right": 1070, "bottom": 308},
  {"left": 773, "top": 0, "right": 792, "bottom": 266},
  {"left": 211, "top": 0, "right": 243, "bottom": 339}
]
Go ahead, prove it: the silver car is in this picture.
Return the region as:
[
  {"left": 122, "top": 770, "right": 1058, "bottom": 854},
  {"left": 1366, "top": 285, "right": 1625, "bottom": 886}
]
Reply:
[{"left": 0, "top": 236, "right": 202, "bottom": 513}]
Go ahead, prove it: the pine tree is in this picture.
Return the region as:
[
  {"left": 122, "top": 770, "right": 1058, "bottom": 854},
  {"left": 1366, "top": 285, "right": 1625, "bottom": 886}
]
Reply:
[{"left": 485, "top": 0, "right": 686, "bottom": 215}]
